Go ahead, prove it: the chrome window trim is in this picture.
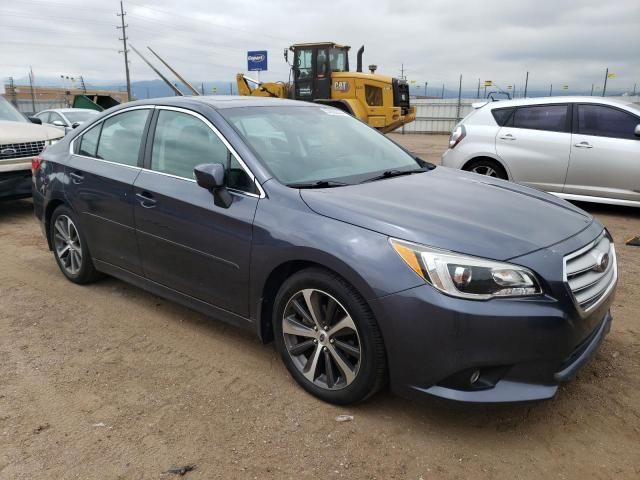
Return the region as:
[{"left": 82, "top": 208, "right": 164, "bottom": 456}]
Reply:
[
  {"left": 69, "top": 105, "right": 154, "bottom": 157},
  {"left": 154, "top": 106, "right": 265, "bottom": 198},
  {"left": 562, "top": 230, "right": 618, "bottom": 317},
  {"left": 69, "top": 104, "right": 266, "bottom": 199}
]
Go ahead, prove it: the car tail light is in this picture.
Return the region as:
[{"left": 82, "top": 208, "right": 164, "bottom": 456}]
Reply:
[
  {"left": 32, "top": 156, "right": 44, "bottom": 174},
  {"left": 449, "top": 125, "right": 466, "bottom": 149}
]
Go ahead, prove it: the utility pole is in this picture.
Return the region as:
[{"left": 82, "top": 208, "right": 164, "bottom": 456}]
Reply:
[
  {"left": 633, "top": 83, "right": 637, "bottom": 96},
  {"left": 441, "top": 83, "right": 445, "bottom": 99},
  {"left": 28, "top": 68, "right": 36, "bottom": 113},
  {"left": 201, "top": 82, "right": 205, "bottom": 95},
  {"left": 7, "top": 77, "right": 17, "bottom": 107},
  {"left": 229, "top": 82, "right": 233, "bottom": 95},
  {"left": 117, "top": 1, "right": 132, "bottom": 101},
  {"left": 476, "top": 78, "right": 480, "bottom": 99},
  {"left": 523, "top": 71, "right": 529, "bottom": 98},
  {"left": 424, "top": 81, "right": 428, "bottom": 97},
  {"left": 456, "top": 75, "right": 463, "bottom": 121},
  {"left": 590, "top": 84, "right": 594, "bottom": 96},
  {"left": 549, "top": 84, "right": 553, "bottom": 96},
  {"left": 602, "top": 67, "right": 608, "bottom": 97}
]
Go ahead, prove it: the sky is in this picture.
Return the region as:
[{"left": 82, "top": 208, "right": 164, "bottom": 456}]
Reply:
[{"left": 1, "top": 0, "right": 639, "bottom": 94}]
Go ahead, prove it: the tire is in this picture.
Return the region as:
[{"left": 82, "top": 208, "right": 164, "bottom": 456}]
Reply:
[
  {"left": 273, "top": 268, "right": 386, "bottom": 404},
  {"left": 50, "top": 205, "right": 101, "bottom": 284},
  {"left": 463, "top": 158, "right": 508, "bottom": 179}
]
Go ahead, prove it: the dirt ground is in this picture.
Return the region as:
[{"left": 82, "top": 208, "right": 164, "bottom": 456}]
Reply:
[{"left": 1, "top": 134, "right": 639, "bottom": 479}]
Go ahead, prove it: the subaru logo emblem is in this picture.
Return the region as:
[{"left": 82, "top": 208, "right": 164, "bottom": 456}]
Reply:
[
  {"left": 593, "top": 252, "right": 610, "bottom": 273},
  {"left": 1, "top": 148, "right": 17, "bottom": 155}
]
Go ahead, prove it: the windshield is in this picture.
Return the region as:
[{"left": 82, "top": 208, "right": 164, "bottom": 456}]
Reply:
[
  {"left": 64, "top": 110, "right": 98, "bottom": 124},
  {"left": 220, "top": 106, "right": 421, "bottom": 185},
  {"left": 0, "top": 96, "right": 27, "bottom": 123}
]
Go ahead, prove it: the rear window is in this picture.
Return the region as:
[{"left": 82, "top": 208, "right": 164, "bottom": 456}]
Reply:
[
  {"left": 512, "top": 105, "right": 568, "bottom": 132},
  {"left": 491, "top": 108, "right": 514, "bottom": 126}
]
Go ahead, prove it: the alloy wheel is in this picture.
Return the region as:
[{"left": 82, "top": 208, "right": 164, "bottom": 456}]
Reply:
[
  {"left": 53, "top": 215, "right": 83, "bottom": 275},
  {"left": 282, "top": 288, "right": 361, "bottom": 390},
  {"left": 471, "top": 165, "right": 497, "bottom": 177}
]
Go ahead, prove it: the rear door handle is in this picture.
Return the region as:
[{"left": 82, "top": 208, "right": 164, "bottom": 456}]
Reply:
[
  {"left": 136, "top": 191, "right": 157, "bottom": 208},
  {"left": 499, "top": 134, "right": 516, "bottom": 140},
  {"left": 574, "top": 142, "right": 593, "bottom": 149},
  {"left": 70, "top": 171, "right": 84, "bottom": 184}
]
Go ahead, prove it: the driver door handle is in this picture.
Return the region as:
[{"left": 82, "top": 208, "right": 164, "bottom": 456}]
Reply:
[
  {"left": 499, "top": 134, "right": 516, "bottom": 141},
  {"left": 574, "top": 141, "right": 593, "bottom": 149},
  {"left": 136, "top": 191, "right": 157, "bottom": 208},
  {"left": 70, "top": 171, "right": 84, "bottom": 184}
]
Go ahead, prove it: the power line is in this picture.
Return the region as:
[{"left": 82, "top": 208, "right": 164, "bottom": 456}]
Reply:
[{"left": 117, "top": 0, "right": 132, "bottom": 100}]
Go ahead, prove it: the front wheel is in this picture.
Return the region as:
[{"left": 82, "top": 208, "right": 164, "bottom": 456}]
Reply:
[
  {"left": 464, "top": 158, "right": 507, "bottom": 179},
  {"left": 273, "top": 268, "right": 386, "bottom": 404}
]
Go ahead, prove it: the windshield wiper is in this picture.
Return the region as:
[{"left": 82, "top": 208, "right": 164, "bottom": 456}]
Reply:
[
  {"left": 287, "top": 180, "right": 349, "bottom": 189},
  {"left": 362, "top": 167, "right": 429, "bottom": 183}
]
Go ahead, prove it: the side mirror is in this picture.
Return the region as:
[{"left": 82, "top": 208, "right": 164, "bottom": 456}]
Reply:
[
  {"left": 72, "top": 122, "right": 81, "bottom": 129},
  {"left": 194, "top": 163, "right": 233, "bottom": 208},
  {"left": 635, "top": 124, "right": 640, "bottom": 137},
  {"left": 52, "top": 120, "right": 66, "bottom": 127},
  {"left": 29, "top": 116, "right": 42, "bottom": 125}
]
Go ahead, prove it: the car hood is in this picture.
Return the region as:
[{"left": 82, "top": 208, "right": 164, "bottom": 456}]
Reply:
[
  {"left": 300, "top": 167, "right": 594, "bottom": 261},
  {"left": 0, "top": 120, "right": 63, "bottom": 144}
]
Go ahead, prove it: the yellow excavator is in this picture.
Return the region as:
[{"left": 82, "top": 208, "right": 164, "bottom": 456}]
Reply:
[{"left": 236, "top": 42, "right": 416, "bottom": 133}]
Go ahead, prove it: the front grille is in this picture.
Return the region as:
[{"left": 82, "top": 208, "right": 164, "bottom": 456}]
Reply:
[
  {"left": 392, "top": 78, "right": 411, "bottom": 112},
  {"left": 0, "top": 141, "right": 46, "bottom": 160},
  {"left": 564, "top": 233, "right": 617, "bottom": 312}
]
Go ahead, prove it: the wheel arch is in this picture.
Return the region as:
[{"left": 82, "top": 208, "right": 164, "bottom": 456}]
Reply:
[
  {"left": 255, "top": 257, "right": 377, "bottom": 345},
  {"left": 44, "top": 197, "right": 67, "bottom": 250},
  {"left": 462, "top": 155, "right": 511, "bottom": 180}
]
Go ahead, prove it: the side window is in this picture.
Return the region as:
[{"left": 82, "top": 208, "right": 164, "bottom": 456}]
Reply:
[
  {"left": 512, "top": 105, "right": 567, "bottom": 132},
  {"left": 295, "top": 48, "right": 313, "bottom": 79},
  {"left": 151, "top": 110, "right": 227, "bottom": 179},
  {"left": 329, "top": 48, "right": 347, "bottom": 72},
  {"left": 491, "top": 107, "right": 514, "bottom": 126},
  {"left": 49, "top": 112, "right": 65, "bottom": 125},
  {"left": 228, "top": 155, "right": 257, "bottom": 194},
  {"left": 78, "top": 123, "right": 102, "bottom": 157},
  {"left": 37, "top": 112, "right": 50, "bottom": 123},
  {"left": 578, "top": 104, "right": 639, "bottom": 140},
  {"left": 316, "top": 49, "right": 328, "bottom": 77},
  {"left": 151, "top": 110, "right": 257, "bottom": 194},
  {"left": 96, "top": 109, "right": 149, "bottom": 166}
]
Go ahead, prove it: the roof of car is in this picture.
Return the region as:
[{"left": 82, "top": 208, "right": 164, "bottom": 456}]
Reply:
[
  {"left": 484, "top": 96, "right": 639, "bottom": 110},
  {"left": 121, "top": 95, "right": 318, "bottom": 110},
  {"left": 43, "top": 108, "right": 99, "bottom": 113}
]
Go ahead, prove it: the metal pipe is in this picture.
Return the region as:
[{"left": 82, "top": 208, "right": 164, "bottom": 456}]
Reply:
[
  {"left": 147, "top": 46, "right": 200, "bottom": 95},
  {"left": 356, "top": 46, "right": 364, "bottom": 73},
  {"left": 130, "top": 45, "right": 183, "bottom": 96}
]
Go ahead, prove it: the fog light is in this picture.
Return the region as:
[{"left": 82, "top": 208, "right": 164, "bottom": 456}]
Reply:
[{"left": 469, "top": 369, "right": 481, "bottom": 385}]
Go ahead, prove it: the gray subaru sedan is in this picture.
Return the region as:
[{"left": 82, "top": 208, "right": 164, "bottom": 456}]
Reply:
[{"left": 33, "top": 97, "right": 617, "bottom": 405}]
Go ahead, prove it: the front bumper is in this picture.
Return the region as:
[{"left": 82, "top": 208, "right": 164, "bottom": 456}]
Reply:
[
  {"left": 0, "top": 169, "right": 32, "bottom": 200},
  {"left": 370, "top": 228, "right": 615, "bottom": 404}
]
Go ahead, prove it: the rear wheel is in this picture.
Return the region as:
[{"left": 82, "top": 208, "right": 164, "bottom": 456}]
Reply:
[
  {"left": 50, "top": 205, "right": 100, "bottom": 284},
  {"left": 464, "top": 158, "right": 507, "bottom": 179},
  {"left": 273, "top": 268, "right": 386, "bottom": 404}
]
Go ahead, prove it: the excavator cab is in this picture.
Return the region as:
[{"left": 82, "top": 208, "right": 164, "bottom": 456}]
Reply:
[{"left": 290, "top": 43, "right": 350, "bottom": 101}]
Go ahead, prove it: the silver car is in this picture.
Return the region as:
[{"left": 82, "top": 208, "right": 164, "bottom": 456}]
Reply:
[
  {"left": 34, "top": 108, "right": 99, "bottom": 135},
  {"left": 442, "top": 97, "right": 640, "bottom": 208}
]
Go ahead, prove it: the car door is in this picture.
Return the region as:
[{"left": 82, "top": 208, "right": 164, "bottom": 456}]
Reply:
[
  {"left": 66, "top": 107, "right": 152, "bottom": 275},
  {"left": 495, "top": 103, "right": 571, "bottom": 192},
  {"left": 564, "top": 103, "right": 640, "bottom": 203},
  {"left": 133, "top": 107, "right": 261, "bottom": 316},
  {"left": 293, "top": 47, "right": 314, "bottom": 101}
]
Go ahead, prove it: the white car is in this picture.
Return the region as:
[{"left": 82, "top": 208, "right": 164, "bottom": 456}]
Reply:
[
  {"left": 442, "top": 96, "right": 640, "bottom": 208},
  {"left": 34, "top": 108, "right": 99, "bottom": 134},
  {"left": 0, "top": 96, "right": 64, "bottom": 200}
]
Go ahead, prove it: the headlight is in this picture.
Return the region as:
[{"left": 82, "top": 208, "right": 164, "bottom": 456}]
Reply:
[
  {"left": 390, "top": 238, "right": 542, "bottom": 299},
  {"left": 48, "top": 138, "right": 62, "bottom": 146}
]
